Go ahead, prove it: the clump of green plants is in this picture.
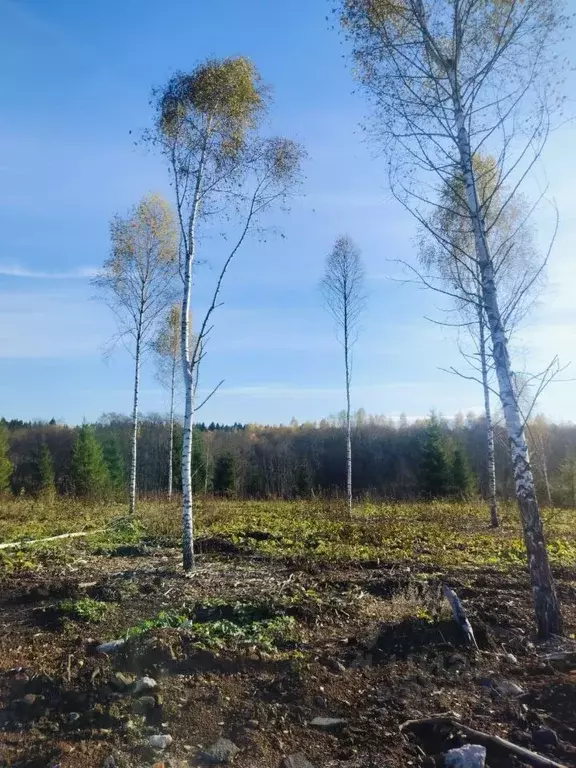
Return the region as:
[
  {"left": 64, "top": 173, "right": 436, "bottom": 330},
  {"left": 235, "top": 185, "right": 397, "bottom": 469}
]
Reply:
[
  {"left": 124, "top": 599, "right": 297, "bottom": 654},
  {"left": 58, "top": 597, "right": 113, "bottom": 622},
  {"left": 0, "top": 549, "right": 39, "bottom": 574}
]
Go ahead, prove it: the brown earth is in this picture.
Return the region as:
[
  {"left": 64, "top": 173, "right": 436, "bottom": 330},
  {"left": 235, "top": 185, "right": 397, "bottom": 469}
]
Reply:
[{"left": 1, "top": 540, "right": 576, "bottom": 768}]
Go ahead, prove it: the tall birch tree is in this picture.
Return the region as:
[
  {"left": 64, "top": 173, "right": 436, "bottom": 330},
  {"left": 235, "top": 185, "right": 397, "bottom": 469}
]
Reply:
[
  {"left": 340, "top": 0, "right": 567, "bottom": 635},
  {"left": 94, "top": 195, "right": 178, "bottom": 514},
  {"left": 321, "top": 235, "right": 365, "bottom": 516},
  {"left": 153, "top": 304, "right": 181, "bottom": 500},
  {"left": 421, "top": 155, "right": 541, "bottom": 528},
  {"left": 152, "top": 57, "right": 304, "bottom": 570}
]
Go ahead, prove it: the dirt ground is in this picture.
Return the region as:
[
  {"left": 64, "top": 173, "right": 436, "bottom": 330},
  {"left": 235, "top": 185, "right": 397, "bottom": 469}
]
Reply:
[{"left": 1, "top": 538, "right": 576, "bottom": 768}]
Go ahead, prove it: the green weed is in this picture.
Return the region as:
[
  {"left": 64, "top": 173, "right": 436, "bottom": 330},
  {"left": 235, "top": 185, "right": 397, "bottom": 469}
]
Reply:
[{"left": 57, "top": 597, "right": 113, "bottom": 622}]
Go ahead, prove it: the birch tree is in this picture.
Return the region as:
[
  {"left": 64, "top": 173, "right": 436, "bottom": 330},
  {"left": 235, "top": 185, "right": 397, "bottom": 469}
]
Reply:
[
  {"left": 340, "top": 0, "right": 567, "bottom": 636},
  {"left": 152, "top": 57, "right": 304, "bottom": 570},
  {"left": 94, "top": 195, "right": 178, "bottom": 514},
  {"left": 321, "top": 235, "right": 365, "bottom": 516},
  {"left": 153, "top": 304, "right": 181, "bottom": 500},
  {"left": 421, "top": 155, "right": 541, "bottom": 528}
]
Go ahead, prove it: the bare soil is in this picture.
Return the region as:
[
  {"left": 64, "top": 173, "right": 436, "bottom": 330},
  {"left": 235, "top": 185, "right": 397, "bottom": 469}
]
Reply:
[{"left": 1, "top": 539, "right": 576, "bottom": 768}]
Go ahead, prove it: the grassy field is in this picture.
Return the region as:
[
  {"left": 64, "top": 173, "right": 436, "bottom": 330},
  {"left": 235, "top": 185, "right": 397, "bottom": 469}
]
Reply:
[
  {"left": 1, "top": 496, "right": 575, "bottom": 570},
  {"left": 1, "top": 497, "right": 576, "bottom": 768}
]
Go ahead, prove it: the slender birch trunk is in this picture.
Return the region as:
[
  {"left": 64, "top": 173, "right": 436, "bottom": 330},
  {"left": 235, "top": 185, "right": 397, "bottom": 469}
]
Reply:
[
  {"left": 452, "top": 77, "right": 562, "bottom": 636},
  {"left": 478, "top": 311, "right": 499, "bottom": 528},
  {"left": 167, "top": 354, "right": 176, "bottom": 500},
  {"left": 344, "top": 310, "right": 352, "bottom": 517},
  {"left": 180, "top": 137, "right": 208, "bottom": 571},
  {"left": 129, "top": 330, "right": 141, "bottom": 515}
]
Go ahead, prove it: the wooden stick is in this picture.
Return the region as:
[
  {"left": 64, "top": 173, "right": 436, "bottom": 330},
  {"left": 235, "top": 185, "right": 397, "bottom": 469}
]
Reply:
[
  {"left": 400, "top": 716, "right": 567, "bottom": 768},
  {"left": 442, "top": 584, "right": 478, "bottom": 649},
  {"left": 0, "top": 529, "right": 105, "bottom": 551}
]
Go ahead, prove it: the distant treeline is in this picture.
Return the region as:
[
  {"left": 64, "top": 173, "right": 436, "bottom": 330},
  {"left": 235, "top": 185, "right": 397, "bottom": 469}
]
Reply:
[{"left": 2, "top": 411, "right": 576, "bottom": 505}]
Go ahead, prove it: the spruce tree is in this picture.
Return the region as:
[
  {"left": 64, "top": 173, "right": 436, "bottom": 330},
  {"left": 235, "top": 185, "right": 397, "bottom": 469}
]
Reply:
[
  {"left": 213, "top": 453, "right": 235, "bottom": 496},
  {"left": 102, "top": 437, "right": 125, "bottom": 495},
  {"left": 451, "top": 446, "right": 475, "bottom": 500},
  {"left": 71, "top": 424, "right": 110, "bottom": 498},
  {"left": 419, "top": 415, "right": 451, "bottom": 498},
  {"left": 35, "top": 443, "right": 56, "bottom": 501},
  {"left": 0, "top": 423, "right": 12, "bottom": 495}
]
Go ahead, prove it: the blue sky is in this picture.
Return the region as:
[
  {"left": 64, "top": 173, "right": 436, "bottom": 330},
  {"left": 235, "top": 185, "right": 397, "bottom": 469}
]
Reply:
[{"left": 1, "top": 0, "right": 575, "bottom": 426}]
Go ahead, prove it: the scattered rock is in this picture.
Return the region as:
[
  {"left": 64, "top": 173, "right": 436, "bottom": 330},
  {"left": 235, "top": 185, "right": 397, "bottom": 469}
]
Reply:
[
  {"left": 505, "top": 653, "right": 518, "bottom": 664},
  {"left": 532, "top": 727, "right": 559, "bottom": 749},
  {"left": 310, "top": 716, "right": 347, "bottom": 732},
  {"left": 101, "top": 757, "right": 116, "bottom": 768},
  {"left": 200, "top": 737, "right": 240, "bottom": 764},
  {"left": 110, "top": 672, "right": 134, "bottom": 691},
  {"left": 132, "top": 696, "right": 157, "bottom": 715},
  {"left": 281, "top": 754, "right": 316, "bottom": 768},
  {"left": 444, "top": 744, "right": 486, "bottom": 768},
  {"left": 246, "top": 719, "right": 259, "bottom": 729},
  {"left": 495, "top": 680, "right": 525, "bottom": 697},
  {"left": 21, "top": 694, "right": 37, "bottom": 706},
  {"left": 326, "top": 658, "right": 346, "bottom": 674},
  {"left": 96, "top": 639, "right": 126, "bottom": 654},
  {"left": 147, "top": 734, "right": 172, "bottom": 751},
  {"left": 313, "top": 695, "right": 327, "bottom": 708},
  {"left": 134, "top": 676, "right": 158, "bottom": 695}
]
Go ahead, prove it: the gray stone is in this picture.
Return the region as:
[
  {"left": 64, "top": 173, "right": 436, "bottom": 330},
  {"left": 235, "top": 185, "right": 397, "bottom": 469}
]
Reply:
[
  {"left": 133, "top": 676, "right": 157, "bottom": 695},
  {"left": 326, "top": 658, "right": 346, "bottom": 674},
  {"left": 200, "top": 737, "right": 240, "bottom": 764},
  {"left": 147, "top": 734, "right": 172, "bottom": 750},
  {"left": 281, "top": 754, "right": 316, "bottom": 768},
  {"left": 110, "top": 672, "right": 134, "bottom": 691},
  {"left": 495, "top": 680, "right": 524, "bottom": 696},
  {"left": 444, "top": 744, "right": 486, "bottom": 768},
  {"left": 532, "top": 727, "right": 559, "bottom": 749},
  {"left": 132, "top": 696, "right": 156, "bottom": 715},
  {"left": 101, "top": 757, "right": 116, "bottom": 768},
  {"left": 95, "top": 639, "right": 125, "bottom": 654},
  {"left": 310, "top": 716, "right": 347, "bottom": 732}
]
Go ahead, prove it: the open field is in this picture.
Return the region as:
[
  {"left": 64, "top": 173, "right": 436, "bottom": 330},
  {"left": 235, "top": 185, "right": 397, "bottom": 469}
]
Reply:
[{"left": 1, "top": 498, "right": 576, "bottom": 768}]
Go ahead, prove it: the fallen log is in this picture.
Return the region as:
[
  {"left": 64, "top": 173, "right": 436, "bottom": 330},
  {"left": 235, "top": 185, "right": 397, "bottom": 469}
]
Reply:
[
  {"left": 400, "top": 716, "right": 567, "bottom": 768},
  {"left": 0, "top": 529, "right": 105, "bottom": 551}
]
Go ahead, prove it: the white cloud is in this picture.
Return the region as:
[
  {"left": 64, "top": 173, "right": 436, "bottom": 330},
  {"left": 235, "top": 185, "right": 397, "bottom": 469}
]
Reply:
[{"left": 0, "top": 264, "right": 97, "bottom": 279}]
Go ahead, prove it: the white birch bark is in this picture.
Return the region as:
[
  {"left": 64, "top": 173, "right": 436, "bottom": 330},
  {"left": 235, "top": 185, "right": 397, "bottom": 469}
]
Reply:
[
  {"left": 129, "top": 330, "right": 141, "bottom": 515},
  {"left": 167, "top": 353, "right": 176, "bottom": 500},
  {"left": 180, "top": 138, "right": 208, "bottom": 571},
  {"left": 451, "top": 80, "right": 562, "bottom": 636},
  {"left": 479, "top": 312, "right": 498, "bottom": 528},
  {"left": 344, "top": 307, "right": 353, "bottom": 517}
]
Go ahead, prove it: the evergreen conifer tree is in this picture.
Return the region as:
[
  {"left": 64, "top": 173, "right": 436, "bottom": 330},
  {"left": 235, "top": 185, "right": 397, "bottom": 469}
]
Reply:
[
  {"left": 191, "top": 429, "right": 206, "bottom": 494},
  {"left": 419, "top": 415, "right": 451, "bottom": 498},
  {"left": 451, "top": 446, "right": 475, "bottom": 500},
  {"left": 35, "top": 442, "right": 56, "bottom": 501},
  {"left": 102, "top": 437, "right": 125, "bottom": 495},
  {"left": 213, "top": 453, "right": 235, "bottom": 496},
  {"left": 0, "top": 423, "right": 12, "bottom": 495},
  {"left": 71, "top": 424, "right": 110, "bottom": 498}
]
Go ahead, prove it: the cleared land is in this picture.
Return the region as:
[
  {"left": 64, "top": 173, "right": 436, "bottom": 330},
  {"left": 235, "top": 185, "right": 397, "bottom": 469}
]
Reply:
[{"left": 0, "top": 499, "right": 575, "bottom": 768}]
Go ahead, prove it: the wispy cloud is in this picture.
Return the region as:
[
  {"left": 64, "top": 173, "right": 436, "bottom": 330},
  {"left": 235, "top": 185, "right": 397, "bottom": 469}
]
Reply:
[{"left": 0, "top": 264, "right": 97, "bottom": 279}]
